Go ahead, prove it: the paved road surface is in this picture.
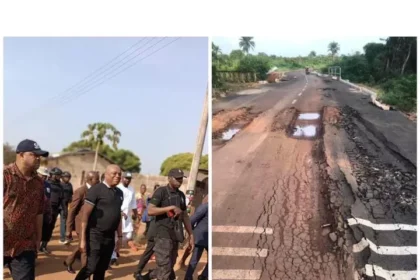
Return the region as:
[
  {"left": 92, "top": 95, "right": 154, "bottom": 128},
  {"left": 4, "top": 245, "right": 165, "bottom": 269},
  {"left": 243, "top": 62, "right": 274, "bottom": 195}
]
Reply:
[
  {"left": 212, "top": 71, "right": 416, "bottom": 280},
  {"left": 213, "top": 71, "right": 343, "bottom": 280}
]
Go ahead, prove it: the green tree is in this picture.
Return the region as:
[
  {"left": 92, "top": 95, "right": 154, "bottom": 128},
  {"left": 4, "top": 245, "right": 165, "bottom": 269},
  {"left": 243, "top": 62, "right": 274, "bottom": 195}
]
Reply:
[
  {"left": 212, "top": 42, "right": 222, "bottom": 67},
  {"left": 230, "top": 49, "right": 245, "bottom": 60},
  {"left": 309, "top": 51, "right": 317, "bottom": 57},
  {"left": 81, "top": 123, "right": 121, "bottom": 171},
  {"left": 239, "top": 37, "right": 255, "bottom": 54},
  {"left": 102, "top": 146, "right": 141, "bottom": 172},
  {"left": 160, "top": 153, "right": 208, "bottom": 176},
  {"left": 328, "top": 41, "right": 340, "bottom": 58},
  {"left": 212, "top": 43, "right": 222, "bottom": 58},
  {"left": 63, "top": 140, "right": 141, "bottom": 172},
  {"left": 237, "top": 55, "right": 270, "bottom": 80},
  {"left": 3, "top": 143, "right": 15, "bottom": 165}
]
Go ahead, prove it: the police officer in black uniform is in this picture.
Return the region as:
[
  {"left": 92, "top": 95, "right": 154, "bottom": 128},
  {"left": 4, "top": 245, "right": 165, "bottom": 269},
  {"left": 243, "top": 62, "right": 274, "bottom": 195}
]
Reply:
[
  {"left": 147, "top": 169, "right": 195, "bottom": 280},
  {"left": 60, "top": 171, "right": 73, "bottom": 244},
  {"left": 37, "top": 167, "right": 53, "bottom": 255},
  {"left": 40, "top": 167, "right": 67, "bottom": 253}
]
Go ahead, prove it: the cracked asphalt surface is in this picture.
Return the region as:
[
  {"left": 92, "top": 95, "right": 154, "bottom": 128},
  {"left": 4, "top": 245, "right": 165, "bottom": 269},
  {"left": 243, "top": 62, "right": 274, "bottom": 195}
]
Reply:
[
  {"left": 212, "top": 71, "right": 417, "bottom": 280},
  {"left": 212, "top": 71, "right": 345, "bottom": 280}
]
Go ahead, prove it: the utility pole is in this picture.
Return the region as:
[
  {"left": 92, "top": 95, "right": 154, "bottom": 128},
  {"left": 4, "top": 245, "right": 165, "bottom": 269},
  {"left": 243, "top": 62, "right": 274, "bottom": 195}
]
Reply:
[{"left": 186, "top": 88, "right": 209, "bottom": 202}]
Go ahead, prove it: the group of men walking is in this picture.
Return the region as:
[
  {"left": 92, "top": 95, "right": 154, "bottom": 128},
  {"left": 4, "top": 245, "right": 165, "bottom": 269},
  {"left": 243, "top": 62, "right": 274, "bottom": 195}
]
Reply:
[
  {"left": 38, "top": 166, "right": 73, "bottom": 254},
  {"left": 3, "top": 139, "right": 209, "bottom": 280}
]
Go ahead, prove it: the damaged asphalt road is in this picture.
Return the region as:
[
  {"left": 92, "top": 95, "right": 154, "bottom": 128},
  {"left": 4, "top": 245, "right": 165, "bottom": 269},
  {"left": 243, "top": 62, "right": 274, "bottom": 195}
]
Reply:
[{"left": 212, "top": 71, "right": 417, "bottom": 280}]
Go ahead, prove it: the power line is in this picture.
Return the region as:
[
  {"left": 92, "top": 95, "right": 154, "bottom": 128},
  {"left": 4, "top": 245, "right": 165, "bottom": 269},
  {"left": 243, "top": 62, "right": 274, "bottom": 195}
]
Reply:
[
  {"left": 42, "top": 37, "right": 150, "bottom": 106},
  {"left": 58, "top": 37, "right": 180, "bottom": 106},
  {"left": 14, "top": 37, "right": 181, "bottom": 123},
  {"left": 61, "top": 37, "right": 161, "bottom": 102},
  {"left": 60, "top": 37, "right": 168, "bottom": 103},
  {"left": 17, "top": 37, "right": 159, "bottom": 120},
  {"left": 11, "top": 38, "right": 153, "bottom": 123}
]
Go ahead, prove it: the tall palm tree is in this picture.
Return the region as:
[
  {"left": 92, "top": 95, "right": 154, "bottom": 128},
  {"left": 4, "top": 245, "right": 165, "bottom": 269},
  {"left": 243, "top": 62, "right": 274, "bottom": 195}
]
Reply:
[
  {"left": 239, "top": 37, "right": 255, "bottom": 55},
  {"left": 81, "top": 122, "right": 121, "bottom": 171},
  {"left": 328, "top": 41, "right": 340, "bottom": 58}
]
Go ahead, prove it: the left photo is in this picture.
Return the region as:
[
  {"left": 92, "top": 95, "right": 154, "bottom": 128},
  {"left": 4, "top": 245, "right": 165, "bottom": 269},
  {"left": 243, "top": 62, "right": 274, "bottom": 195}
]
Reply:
[{"left": 3, "top": 37, "right": 209, "bottom": 280}]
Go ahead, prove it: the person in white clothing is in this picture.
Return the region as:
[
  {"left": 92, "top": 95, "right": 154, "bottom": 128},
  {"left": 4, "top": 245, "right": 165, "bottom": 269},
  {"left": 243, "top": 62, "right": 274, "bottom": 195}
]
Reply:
[{"left": 110, "top": 171, "right": 139, "bottom": 266}]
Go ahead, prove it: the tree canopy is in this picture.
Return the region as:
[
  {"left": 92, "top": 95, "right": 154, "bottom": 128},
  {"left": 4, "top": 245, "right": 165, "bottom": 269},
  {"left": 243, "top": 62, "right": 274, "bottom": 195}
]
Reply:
[
  {"left": 63, "top": 123, "right": 141, "bottom": 172},
  {"left": 239, "top": 37, "right": 255, "bottom": 54},
  {"left": 3, "top": 143, "right": 15, "bottom": 165},
  {"left": 160, "top": 153, "right": 208, "bottom": 176},
  {"left": 328, "top": 41, "right": 340, "bottom": 57},
  {"left": 212, "top": 37, "right": 417, "bottom": 112}
]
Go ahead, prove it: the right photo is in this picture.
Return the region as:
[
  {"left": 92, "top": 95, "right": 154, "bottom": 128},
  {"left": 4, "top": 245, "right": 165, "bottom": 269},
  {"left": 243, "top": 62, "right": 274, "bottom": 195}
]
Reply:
[{"left": 211, "top": 37, "right": 417, "bottom": 280}]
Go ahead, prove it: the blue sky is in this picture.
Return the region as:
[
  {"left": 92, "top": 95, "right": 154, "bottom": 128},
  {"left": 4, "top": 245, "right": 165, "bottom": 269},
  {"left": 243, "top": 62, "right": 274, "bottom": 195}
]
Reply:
[
  {"left": 3, "top": 37, "right": 209, "bottom": 174},
  {"left": 213, "top": 36, "right": 384, "bottom": 57}
]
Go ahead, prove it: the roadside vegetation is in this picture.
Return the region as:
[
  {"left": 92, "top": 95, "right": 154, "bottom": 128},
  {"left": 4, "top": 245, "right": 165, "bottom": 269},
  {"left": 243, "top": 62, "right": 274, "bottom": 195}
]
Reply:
[{"left": 213, "top": 37, "right": 417, "bottom": 112}]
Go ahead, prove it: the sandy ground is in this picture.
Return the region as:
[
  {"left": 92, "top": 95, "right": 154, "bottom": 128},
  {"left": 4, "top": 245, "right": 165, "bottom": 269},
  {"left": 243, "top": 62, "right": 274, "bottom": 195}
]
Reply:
[{"left": 3, "top": 220, "right": 207, "bottom": 280}]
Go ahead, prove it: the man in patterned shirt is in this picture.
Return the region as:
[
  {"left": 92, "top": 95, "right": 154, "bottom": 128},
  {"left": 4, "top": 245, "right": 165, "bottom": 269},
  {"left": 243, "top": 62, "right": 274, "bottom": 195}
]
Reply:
[{"left": 3, "top": 139, "right": 49, "bottom": 280}]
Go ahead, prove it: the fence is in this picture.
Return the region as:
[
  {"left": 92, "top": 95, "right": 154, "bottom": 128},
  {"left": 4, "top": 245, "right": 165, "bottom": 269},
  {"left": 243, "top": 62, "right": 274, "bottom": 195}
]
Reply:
[{"left": 216, "top": 71, "right": 257, "bottom": 83}]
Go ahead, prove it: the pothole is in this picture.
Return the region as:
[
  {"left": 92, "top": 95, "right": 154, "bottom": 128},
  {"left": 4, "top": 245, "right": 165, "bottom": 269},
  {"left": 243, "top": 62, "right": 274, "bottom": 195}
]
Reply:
[
  {"left": 298, "top": 113, "right": 321, "bottom": 120},
  {"left": 287, "top": 110, "right": 323, "bottom": 140},
  {"left": 212, "top": 107, "right": 261, "bottom": 146},
  {"left": 221, "top": 127, "right": 240, "bottom": 140},
  {"left": 292, "top": 125, "right": 317, "bottom": 137}
]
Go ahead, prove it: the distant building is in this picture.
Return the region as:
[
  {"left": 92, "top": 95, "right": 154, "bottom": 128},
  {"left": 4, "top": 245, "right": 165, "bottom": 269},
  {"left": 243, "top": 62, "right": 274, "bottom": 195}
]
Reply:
[
  {"left": 40, "top": 149, "right": 197, "bottom": 194},
  {"left": 41, "top": 149, "right": 116, "bottom": 189}
]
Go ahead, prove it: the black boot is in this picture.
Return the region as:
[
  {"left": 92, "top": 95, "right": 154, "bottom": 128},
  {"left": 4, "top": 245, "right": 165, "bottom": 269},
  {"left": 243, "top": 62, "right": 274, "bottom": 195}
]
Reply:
[
  {"left": 39, "top": 241, "right": 51, "bottom": 254},
  {"left": 63, "top": 261, "right": 76, "bottom": 274}
]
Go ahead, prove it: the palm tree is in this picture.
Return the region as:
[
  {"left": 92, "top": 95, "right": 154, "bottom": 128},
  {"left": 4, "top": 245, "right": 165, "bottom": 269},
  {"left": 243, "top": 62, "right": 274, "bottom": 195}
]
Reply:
[
  {"left": 328, "top": 41, "right": 340, "bottom": 58},
  {"left": 81, "top": 123, "right": 121, "bottom": 171},
  {"left": 239, "top": 37, "right": 255, "bottom": 55}
]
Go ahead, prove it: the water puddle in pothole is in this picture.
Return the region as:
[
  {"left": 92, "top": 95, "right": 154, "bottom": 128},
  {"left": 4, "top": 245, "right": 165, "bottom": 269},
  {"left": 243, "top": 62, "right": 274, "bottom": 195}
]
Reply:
[
  {"left": 297, "top": 113, "right": 320, "bottom": 120},
  {"left": 292, "top": 125, "right": 317, "bottom": 137},
  {"left": 288, "top": 111, "right": 322, "bottom": 139},
  {"left": 221, "top": 128, "right": 240, "bottom": 140}
]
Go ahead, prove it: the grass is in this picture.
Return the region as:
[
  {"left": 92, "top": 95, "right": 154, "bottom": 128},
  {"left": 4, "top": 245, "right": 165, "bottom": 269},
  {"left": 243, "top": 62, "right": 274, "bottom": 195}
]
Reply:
[{"left": 376, "top": 75, "right": 417, "bottom": 112}]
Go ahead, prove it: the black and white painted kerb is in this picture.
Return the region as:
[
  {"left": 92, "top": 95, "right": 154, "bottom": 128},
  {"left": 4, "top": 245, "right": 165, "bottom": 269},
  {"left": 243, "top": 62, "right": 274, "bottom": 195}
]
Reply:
[{"left": 348, "top": 217, "right": 417, "bottom": 280}]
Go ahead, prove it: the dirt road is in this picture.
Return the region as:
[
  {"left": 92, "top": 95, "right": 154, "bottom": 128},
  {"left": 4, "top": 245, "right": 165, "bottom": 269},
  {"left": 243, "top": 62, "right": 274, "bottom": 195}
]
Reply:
[
  {"left": 212, "top": 71, "right": 416, "bottom": 280},
  {"left": 3, "top": 221, "right": 207, "bottom": 280}
]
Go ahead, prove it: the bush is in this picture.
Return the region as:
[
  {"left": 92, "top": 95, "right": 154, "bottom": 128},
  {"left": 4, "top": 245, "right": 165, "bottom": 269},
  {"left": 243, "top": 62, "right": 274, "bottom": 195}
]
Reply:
[
  {"left": 212, "top": 64, "right": 223, "bottom": 89},
  {"left": 378, "top": 74, "right": 417, "bottom": 112},
  {"left": 237, "top": 55, "right": 270, "bottom": 80}
]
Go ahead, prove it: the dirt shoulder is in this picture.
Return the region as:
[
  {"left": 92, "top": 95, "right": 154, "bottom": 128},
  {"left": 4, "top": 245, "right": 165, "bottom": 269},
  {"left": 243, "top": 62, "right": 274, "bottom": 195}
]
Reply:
[{"left": 3, "top": 222, "right": 207, "bottom": 280}]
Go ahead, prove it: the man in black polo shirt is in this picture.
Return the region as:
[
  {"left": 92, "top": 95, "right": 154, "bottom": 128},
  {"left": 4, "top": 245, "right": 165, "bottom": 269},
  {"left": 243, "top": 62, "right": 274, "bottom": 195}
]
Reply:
[
  {"left": 74, "top": 164, "right": 124, "bottom": 280},
  {"left": 148, "top": 168, "right": 194, "bottom": 280}
]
